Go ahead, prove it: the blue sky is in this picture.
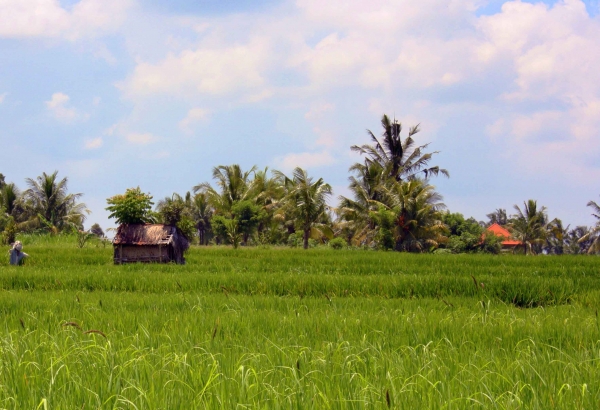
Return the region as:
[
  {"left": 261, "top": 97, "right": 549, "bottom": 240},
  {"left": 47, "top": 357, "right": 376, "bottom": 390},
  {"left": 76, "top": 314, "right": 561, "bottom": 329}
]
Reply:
[{"left": 1, "top": 0, "right": 599, "bottom": 231}]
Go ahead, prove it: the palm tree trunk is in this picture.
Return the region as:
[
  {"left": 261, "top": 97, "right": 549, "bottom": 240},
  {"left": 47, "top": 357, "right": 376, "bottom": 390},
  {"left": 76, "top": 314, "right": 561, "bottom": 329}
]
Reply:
[{"left": 303, "top": 229, "right": 309, "bottom": 249}]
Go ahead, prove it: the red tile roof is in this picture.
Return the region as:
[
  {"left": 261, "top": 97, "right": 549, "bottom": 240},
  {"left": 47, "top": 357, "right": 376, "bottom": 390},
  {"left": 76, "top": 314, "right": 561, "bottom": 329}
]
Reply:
[{"left": 486, "top": 223, "right": 522, "bottom": 246}]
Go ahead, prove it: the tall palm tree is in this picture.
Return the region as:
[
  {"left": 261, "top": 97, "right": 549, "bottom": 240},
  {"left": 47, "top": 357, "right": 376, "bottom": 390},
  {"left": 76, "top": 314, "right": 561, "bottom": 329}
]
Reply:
[
  {"left": 351, "top": 114, "right": 449, "bottom": 182},
  {"left": 275, "top": 167, "right": 333, "bottom": 249},
  {"left": 192, "top": 193, "right": 213, "bottom": 245},
  {"left": 21, "top": 171, "right": 89, "bottom": 231},
  {"left": 509, "top": 200, "right": 548, "bottom": 255},
  {"left": 579, "top": 198, "right": 600, "bottom": 254}
]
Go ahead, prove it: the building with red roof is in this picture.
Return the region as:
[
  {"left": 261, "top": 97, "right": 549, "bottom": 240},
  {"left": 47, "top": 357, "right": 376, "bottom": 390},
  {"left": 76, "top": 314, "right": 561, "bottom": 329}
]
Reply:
[{"left": 485, "top": 223, "right": 522, "bottom": 249}]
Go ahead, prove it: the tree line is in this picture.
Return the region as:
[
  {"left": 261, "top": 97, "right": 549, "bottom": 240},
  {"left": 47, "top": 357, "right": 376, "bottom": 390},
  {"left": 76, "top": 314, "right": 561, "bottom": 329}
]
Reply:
[{"left": 1, "top": 114, "right": 599, "bottom": 254}]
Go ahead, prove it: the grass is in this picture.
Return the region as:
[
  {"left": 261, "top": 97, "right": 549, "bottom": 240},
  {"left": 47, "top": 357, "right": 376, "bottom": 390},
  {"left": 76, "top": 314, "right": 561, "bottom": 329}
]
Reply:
[{"left": 0, "top": 234, "right": 599, "bottom": 408}]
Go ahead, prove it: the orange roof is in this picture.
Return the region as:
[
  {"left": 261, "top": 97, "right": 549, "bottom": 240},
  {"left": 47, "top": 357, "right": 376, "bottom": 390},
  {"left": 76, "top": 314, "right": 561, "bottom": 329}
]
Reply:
[{"left": 485, "top": 223, "right": 522, "bottom": 246}]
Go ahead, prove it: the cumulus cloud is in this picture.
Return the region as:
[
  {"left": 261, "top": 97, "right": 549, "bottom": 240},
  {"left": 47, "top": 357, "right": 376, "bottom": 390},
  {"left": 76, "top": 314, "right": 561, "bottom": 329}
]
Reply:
[
  {"left": 45, "top": 92, "right": 81, "bottom": 122},
  {"left": 121, "top": 37, "right": 272, "bottom": 99},
  {"left": 84, "top": 137, "right": 103, "bottom": 149},
  {"left": 117, "top": 0, "right": 600, "bottom": 191},
  {"left": 273, "top": 150, "right": 336, "bottom": 171},
  {"left": 179, "top": 107, "right": 210, "bottom": 134},
  {"left": 0, "top": 0, "right": 133, "bottom": 39},
  {"left": 125, "top": 132, "right": 159, "bottom": 145}
]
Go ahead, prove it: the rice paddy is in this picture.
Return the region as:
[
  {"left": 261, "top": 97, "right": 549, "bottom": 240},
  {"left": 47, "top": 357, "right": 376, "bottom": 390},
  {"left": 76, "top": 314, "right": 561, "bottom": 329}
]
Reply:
[{"left": 0, "top": 235, "right": 599, "bottom": 408}]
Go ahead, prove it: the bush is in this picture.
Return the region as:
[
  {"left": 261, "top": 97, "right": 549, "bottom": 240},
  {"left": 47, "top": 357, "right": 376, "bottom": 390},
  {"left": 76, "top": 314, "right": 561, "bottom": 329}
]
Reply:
[
  {"left": 329, "top": 237, "right": 346, "bottom": 250},
  {"left": 106, "top": 187, "right": 155, "bottom": 225}
]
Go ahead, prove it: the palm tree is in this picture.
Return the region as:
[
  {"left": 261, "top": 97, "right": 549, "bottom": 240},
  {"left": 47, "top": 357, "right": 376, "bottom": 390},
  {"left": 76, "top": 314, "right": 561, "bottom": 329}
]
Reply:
[
  {"left": 351, "top": 114, "right": 449, "bottom": 182},
  {"left": 192, "top": 193, "right": 213, "bottom": 245},
  {"left": 579, "top": 199, "right": 600, "bottom": 254},
  {"left": 275, "top": 167, "right": 333, "bottom": 249},
  {"left": 0, "top": 183, "right": 20, "bottom": 216},
  {"left": 509, "top": 200, "right": 548, "bottom": 255},
  {"left": 21, "top": 171, "right": 89, "bottom": 232},
  {"left": 337, "top": 162, "right": 386, "bottom": 246},
  {"left": 193, "top": 164, "right": 257, "bottom": 213},
  {"left": 377, "top": 179, "right": 447, "bottom": 252},
  {"left": 486, "top": 209, "right": 508, "bottom": 226}
]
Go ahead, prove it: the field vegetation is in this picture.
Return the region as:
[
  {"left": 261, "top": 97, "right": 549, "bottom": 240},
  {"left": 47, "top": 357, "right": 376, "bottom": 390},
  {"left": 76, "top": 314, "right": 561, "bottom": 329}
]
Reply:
[{"left": 0, "top": 235, "right": 599, "bottom": 408}]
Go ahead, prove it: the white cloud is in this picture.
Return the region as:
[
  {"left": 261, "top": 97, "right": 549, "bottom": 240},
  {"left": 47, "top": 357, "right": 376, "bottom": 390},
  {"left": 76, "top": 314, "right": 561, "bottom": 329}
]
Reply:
[
  {"left": 0, "top": 0, "right": 133, "bottom": 39},
  {"left": 179, "top": 107, "right": 210, "bottom": 134},
  {"left": 0, "top": 92, "right": 7, "bottom": 104},
  {"left": 121, "top": 37, "right": 272, "bottom": 99},
  {"left": 45, "top": 92, "right": 79, "bottom": 122},
  {"left": 273, "top": 150, "right": 336, "bottom": 171},
  {"left": 84, "top": 137, "right": 103, "bottom": 149},
  {"left": 125, "top": 132, "right": 159, "bottom": 145}
]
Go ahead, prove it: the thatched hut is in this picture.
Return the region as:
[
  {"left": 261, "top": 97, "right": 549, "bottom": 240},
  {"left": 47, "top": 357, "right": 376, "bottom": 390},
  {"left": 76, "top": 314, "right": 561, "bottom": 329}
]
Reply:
[{"left": 112, "top": 224, "right": 189, "bottom": 264}]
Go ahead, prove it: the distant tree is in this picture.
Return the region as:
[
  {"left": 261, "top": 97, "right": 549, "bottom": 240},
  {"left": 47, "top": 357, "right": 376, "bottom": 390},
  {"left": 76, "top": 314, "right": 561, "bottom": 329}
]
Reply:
[
  {"left": 106, "top": 187, "right": 155, "bottom": 225},
  {"left": 90, "top": 223, "right": 104, "bottom": 237},
  {"left": 486, "top": 209, "right": 508, "bottom": 226},
  {"left": 276, "top": 167, "right": 333, "bottom": 249},
  {"left": 231, "top": 200, "right": 264, "bottom": 245},
  {"left": 351, "top": 114, "right": 449, "bottom": 182},
  {"left": 579, "top": 198, "right": 600, "bottom": 254},
  {"left": 192, "top": 193, "right": 213, "bottom": 245},
  {"left": 509, "top": 200, "right": 548, "bottom": 255},
  {"left": 0, "top": 173, "right": 5, "bottom": 189},
  {"left": 193, "top": 164, "right": 257, "bottom": 213},
  {"left": 544, "top": 218, "right": 569, "bottom": 255},
  {"left": 379, "top": 179, "right": 447, "bottom": 252},
  {"left": 569, "top": 226, "right": 592, "bottom": 254},
  {"left": 22, "top": 171, "right": 89, "bottom": 232},
  {"left": 1, "top": 183, "right": 20, "bottom": 216}
]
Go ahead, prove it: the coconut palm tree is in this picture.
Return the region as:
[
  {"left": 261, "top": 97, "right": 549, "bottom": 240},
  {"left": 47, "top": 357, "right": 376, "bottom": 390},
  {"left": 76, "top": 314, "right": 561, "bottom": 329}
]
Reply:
[
  {"left": 192, "top": 193, "right": 213, "bottom": 245},
  {"left": 193, "top": 164, "right": 257, "bottom": 213},
  {"left": 0, "top": 183, "right": 20, "bottom": 216},
  {"left": 337, "top": 162, "right": 386, "bottom": 246},
  {"left": 21, "top": 171, "right": 89, "bottom": 232},
  {"left": 351, "top": 114, "right": 449, "bottom": 182},
  {"left": 486, "top": 208, "right": 508, "bottom": 226},
  {"left": 509, "top": 200, "right": 548, "bottom": 255},
  {"left": 377, "top": 179, "right": 447, "bottom": 252},
  {"left": 579, "top": 198, "right": 600, "bottom": 254},
  {"left": 275, "top": 167, "right": 333, "bottom": 249}
]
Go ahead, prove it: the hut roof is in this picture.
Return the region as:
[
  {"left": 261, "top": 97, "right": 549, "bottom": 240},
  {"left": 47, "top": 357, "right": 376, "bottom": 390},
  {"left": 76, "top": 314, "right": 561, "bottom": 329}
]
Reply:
[{"left": 113, "top": 224, "right": 189, "bottom": 251}]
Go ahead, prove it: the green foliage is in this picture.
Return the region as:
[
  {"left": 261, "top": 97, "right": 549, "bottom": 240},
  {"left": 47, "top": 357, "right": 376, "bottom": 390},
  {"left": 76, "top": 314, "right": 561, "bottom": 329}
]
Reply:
[
  {"left": 223, "top": 218, "right": 242, "bottom": 249},
  {"left": 75, "top": 228, "right": 94, "bottom": 248},
  {"left": 1, "top": 216, "right": 17, "bottom": 244},
  {"left": 89, "top": 223, "right": 104, "bottom": 237},
  {"left": 106, "top": 187, "right": 155, "bottom": 225},
  {"left": 329, "top": 237, "right": 346, "bottom": 250},
  {"left": 371, "top": 206, "right": 395, "bottom": 250},
  {"left": 210, "top": 215, "right": 229, "bottom": 244},
  {"left": 22, "top": 171, "right": 89, "bottom": 232},
  {"left": 231, "top": 200, "right": 264, "bottom": 243}
]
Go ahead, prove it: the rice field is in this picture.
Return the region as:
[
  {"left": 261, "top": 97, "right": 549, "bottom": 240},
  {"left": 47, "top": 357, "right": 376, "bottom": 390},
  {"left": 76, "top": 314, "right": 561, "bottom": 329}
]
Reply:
[{"left": 0, "top": 235, "right": 599, "bottom": 408}]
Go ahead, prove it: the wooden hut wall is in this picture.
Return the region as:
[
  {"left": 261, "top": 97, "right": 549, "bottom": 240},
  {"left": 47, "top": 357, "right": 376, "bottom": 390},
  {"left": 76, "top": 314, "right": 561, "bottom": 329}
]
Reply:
[{"left": 114, "top": 244, "right": 171, "bottom": 264}]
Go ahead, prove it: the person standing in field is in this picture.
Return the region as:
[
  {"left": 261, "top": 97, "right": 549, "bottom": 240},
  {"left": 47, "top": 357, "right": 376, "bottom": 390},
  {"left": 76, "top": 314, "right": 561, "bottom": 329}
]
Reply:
[{"left": 8, "top": 241, "right": 28, "bottom": 265}]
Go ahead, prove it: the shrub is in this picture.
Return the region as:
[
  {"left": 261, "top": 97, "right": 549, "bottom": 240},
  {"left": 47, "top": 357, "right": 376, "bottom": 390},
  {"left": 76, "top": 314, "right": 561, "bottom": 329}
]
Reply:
[
  {"left": 329, "top": 237, "right": 346, "bottom": 250},
  {"left": 106, "top": 187, "right": 155, "bottom": 225}
]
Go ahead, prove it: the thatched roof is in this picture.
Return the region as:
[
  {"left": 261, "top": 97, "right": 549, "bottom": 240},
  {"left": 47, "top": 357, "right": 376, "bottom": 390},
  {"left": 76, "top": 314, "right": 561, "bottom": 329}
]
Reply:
[{"left": 113, "top": 224, "right": 189, "bottom": 251}]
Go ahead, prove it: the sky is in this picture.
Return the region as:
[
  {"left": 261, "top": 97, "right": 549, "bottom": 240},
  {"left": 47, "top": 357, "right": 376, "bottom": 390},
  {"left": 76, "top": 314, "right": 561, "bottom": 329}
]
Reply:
[{"left": 1, "top": 0, "right": 599, "bottom": 231}]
